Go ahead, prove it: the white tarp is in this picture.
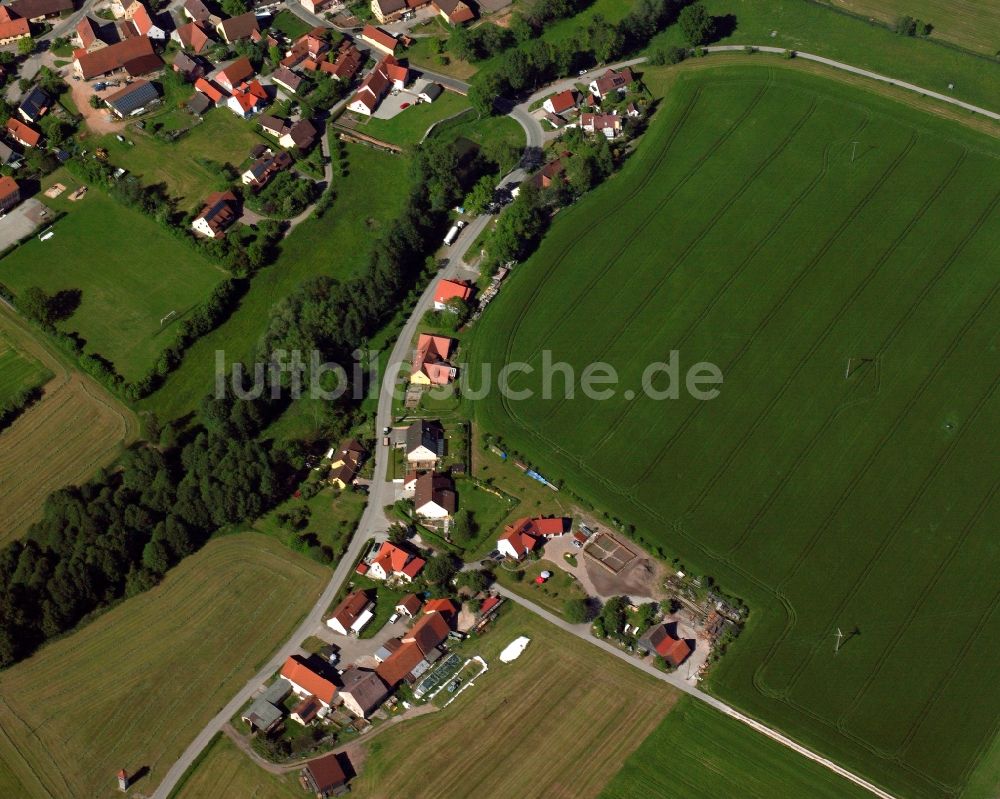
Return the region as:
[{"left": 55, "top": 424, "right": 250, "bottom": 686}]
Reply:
[
  {"left": 500, "top": 636, "right": 531, "bottom": 663},
  {"left": 351, "top": 609, "right": 374, "bottom": 633}
]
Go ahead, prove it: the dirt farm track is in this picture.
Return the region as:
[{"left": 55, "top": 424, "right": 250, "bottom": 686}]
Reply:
[{"left": 0, "top": 305, "right": 137, "bottom": 544}]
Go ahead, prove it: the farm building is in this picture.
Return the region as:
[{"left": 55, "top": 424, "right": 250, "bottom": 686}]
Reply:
[
  {"left": 280, "top": 655, "right": 338, "bottom": 707},
  {"left": 638, "top": 623, "right": 693, "bottom": 667},
  {"left": 326, "top": 589, "right": 375, "bottom": 635},
  {"left": 405, "top": 418, "right": 444, "bottom": 467},
  {"left": 433, "top": 278, "right": 473, "bottom": 311},
  {"left": 301, "top": 753, "right": 350, "bottom": 797},
  {"left": 241, "top": 678, "right": 291, "bottom": 733},
  {"left": 10, "top": 0, "right": 72, "bottom": 22},
  {"left": 338, "top": 666, "right": 390, "bottom": 718},
  {"left": 105, "top": 80, "right": 160, "bottom": 118},
  {"left": 73, "top": 36, "right": 163, "bottom": 80}
]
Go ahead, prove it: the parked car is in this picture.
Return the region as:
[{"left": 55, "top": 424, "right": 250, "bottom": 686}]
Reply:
[{"left": 388, "top": 612, "right": 399, "bottom": 624}]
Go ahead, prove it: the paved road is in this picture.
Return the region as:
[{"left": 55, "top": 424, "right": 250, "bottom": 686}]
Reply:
[{"left": 494, "top": 586, "right": 898, "bottom": 799}]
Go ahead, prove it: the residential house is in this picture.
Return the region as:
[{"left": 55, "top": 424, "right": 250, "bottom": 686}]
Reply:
[
  {"left": 410, "top": 333, "right": 457, "bottom": 386},
  {"left": 227, "top": 79, "right": 268, "bottom": 117},
  {"left": 370, "top": 0, "right": 404, "bottom": 24},
  {"left": 182, "top": 0, "right": 214, "bottom": 23},
  {"left": 192, "top": 190, "right": 239, "bottom": 238},
  {"left": 241, "top": 149, "right": 292, "bottom": 188},
  {"left": 338, "top": 666, "right": 389, "bottom": 718},
  {"left": 6, "top": 118, "right": 39, "bottom": 148},
  {"left": 405, "top": 418, "right": 443, "bottom": 468},
  {"left": 327, "top": 438, "right": 364, "bottom": 489},
  {"left": 301, "top": 753, "right": 349, "bottom": 798},
  {"left": 543, "top": 88, "right": 576, "bottom": 116},
  {"left": 73, "top": 37, "right": 162, "bottom": 80},
  {"left": 193, "top": 77, "right": 225, "bottom": 105},
  {"left": 0, "top": 8, "right": 29, "bottom": 46},
  {"left": 638, "top": 623, "right": 693, "bottom": 667},
  {"left": 215, "top": 56, "right": 254, "bottom": 91},
  {"left": 258, "top": 113, "right": 288, "bottom": 138},
  {"left": 418, "top": 83, "right": 443, "bottom": 104},
  {"left": 544, "top": 112, "right": 565, "bottom": 129},
  {"left": 403, "top": 609, "right": 450, "bottom": 654},
  {"left": 533, "top": 154, "right": 568, "bottom": 189},
  {"left": 432, "top": 0, "right": 474, "bottom": 24},
  {"left": 359, "top": 24, "right": 397, "bottom": 56},
  {"left": 280, "top": 654, "right": 338, "bottom": 707},
  {"left": 346, "top": 56, "right": 393, "bottom": 116},
  {"left": 9, "top": 0, "right": 72, "bottom": 23},
  {"left": 496, "top": 516, "right": 567, "bottom": 560},
  {"left": 413, "top": 471, "right": 456, "bottom": 521},
  {"left": 281, "top": 27, "right": 328, "bottom": 68},
  {"left": 384, "top": 56, "right": 408, "bottom": 90},
  {"left": 124, "top": 1, "right": 166, "bottom": 39},
  {"left": 299, "top": 0, "right": 335, "bottom": 13},
  {"left": 17, "top": 87, "right": 50, "bottom": 123},
  {"left": 172, "top": 20, "right": 213, "bottom": 53},
  {"left": 0, "top": 176, "right": 20, "bottom": 212},
  {"left": 433, "top": 278, "right": 472, "bottom": 311},
  {"left": 290, "top": 695, "right": 323, "bottom": 725},
  {"left": 271, "top": 66, "right": 302, "bottom": 94},
  {"left": 588, "top": 66, "right": 634, "bottom": 100},
  {"left": 279, "top": 119, "right": 318, "bottom": 150},
  {"left": 0, "top": 142, "right": 19, "bottom": 167},
  {"left": 395, "top": 594, "right": 422, "bottom": 618},
  {"left": 375, "top": 640, "right": 429, "bottom": 687},
  {"left": 318, "top": 40, "right": 362, "bottom": 82},
  {"left": 325, "top": 589, "right": 375, "bottom": 635},
  {"left": 241, "top": 678, "right": 291, "bottom": 733},
  {"left": 187, "top": 91, "right": 211, "bottom": 115},
  {"left": 104, "top": 79, "right": 159, "bottom": 117},
  {"left": 217, "top": 11, "right": 259, "bottom": 43},
  {"left": 171, "top": 51, "right": 205, "bottom": 81},
  {"left": 581, "top": 111, "right": 622, "bottom": 139},
  {"left": 367, "top": 541, "right": 425, "bottom": 582},
  {"left": 75, "top": 16, "right": 107, "bottom": 53},
  {"left": 423, "top": 597, "right": 459, "bottom": 618}
]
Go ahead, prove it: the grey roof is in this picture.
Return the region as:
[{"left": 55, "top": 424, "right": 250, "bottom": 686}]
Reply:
[
  {"left": 172, "top": 52, "right": 199, "bottom": 75},
  {"left": 405, "top": 418, "right": 443, "bottom": 457},
  {"left": 187, "top": 91, "right": 211, "bottom": 114},
  {"left": 262, "top": 678, "right": 292, "bottom": 704},
  {"left": 0, "top": 142, "right": 17, "bottom": 165},
  {"left": 106, "top": 79, "right": 159, "bottom": 116},
  {"left": 338, "top": 666, "right": 389, "bottom": 717},
  {"left": 420, "top": 83, "right": 442, "bottom": 101},
  {"left": 242, "top": 678, "right": 291, "bottom": 730}
]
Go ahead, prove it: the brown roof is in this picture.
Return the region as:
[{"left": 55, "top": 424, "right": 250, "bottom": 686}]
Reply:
[
  {"left": 375, "top": 640, "right": 425, "bottom": 686},
  {"left": 0, "top": 16, "right": 29, "bottom": 38},
  {"left": 413, "top": 471, "right": 455, "bottom": 514},
  {"left": 76, "top": 16, "right": 103, "bottom": 48},
  {"left": 593, "top": 67, "right": 634, "bottom": 95},
  {"left": 403, "top": 610, "right": 449, "bottom": 655},
  {"left": 285, "top": 119, "right": 317, "bottom": 149},
  {"left": 175, "top": 20, "right": 212, "bottom": 53},
  {"left": 396, "top": 594, "right": 422, "bottom": 615},
  {"left": 270, "top": 66, "right": 301, "bottom": 91},
  {"left": 329, "top": 589, "right": 372, "bottom": 629},
  {"left": 75, "top": 36, "right": 162, "bottom": 79},
  {"left": 304, "top": 753, "right": 348, "bottom": 794},
  {"left": 324, "top": 42, "right": 363, "bottom": 80},
  {"left": 433, "top": 0, "right": 474, "bottom": 23},
  {"left": 338, "top": 666, "right": 389, "bottom": 716},
  {"left": 196, "top": 189, "right": 238, "bottom": 235},
  {"left": 642, "top": 624, "right": 693, "bottom": 667},
  {"left": 216, "top": 56, "right": 253, "bottom": 88},
  {"left": 183, "top": 0, "right": 211, "bottom": 21},
  {"left": 291, "top": 694, "right": 322, "bottom": 723},
  {"left": 10, "top": 0, "right": 72, "bottom": 19},
  {"left": 218, "top": 11, "right": 258, "bottom": 42}
]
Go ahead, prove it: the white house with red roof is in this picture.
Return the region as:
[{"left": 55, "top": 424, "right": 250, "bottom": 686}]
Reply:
[
  {"left": 227, "top": 80, "right": 267, "bottom": 118},
  {"left": 543, "top": 89, "right": 576, "bottom": 116},
  {"left": 347, "top": 55, "right": 407, "bottom": 116},
  {"left": 215, "top": 56, "right": 254, "bottom": 92},
  {"left": 359, "top": 24, "right": 397, "bottom": 55},
  {"left": 497, "top": 517, "right": 570, "bottom": 560},
  {"left": 368, "top": 541, "right": 426, "bottom": 582},
  {"left": 124, "top": 0, "right": 165, "bottom": 39},
  {"left": 280, "top": 655, "right": 338, "bottom": 707},
  {"left": 588, "top": 67, "right": 634, "bottom": 100},
  {"left": 433, "top": 278, "right": 473, "bottom": 311},
  {"left": 410, "top": 333, "right": 457, "bottom": 386}
]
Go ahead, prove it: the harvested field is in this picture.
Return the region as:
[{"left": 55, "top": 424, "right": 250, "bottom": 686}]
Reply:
[
  {"left": 352, "top": 605, "right": 678, "bottom": 799},
  {"left": 0, "top": 307, "right": 136, "bottom": 544},
  {"left": 0, "top": 533, "right": 328, "bottom": 799}
]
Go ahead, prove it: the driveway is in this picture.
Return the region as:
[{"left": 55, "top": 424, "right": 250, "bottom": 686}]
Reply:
[
  {"left": 0, "top": 199, "right": 51, "bottom": 250},
  {"left": 311, "top": 614, "right": 410, "bottom": 669}
]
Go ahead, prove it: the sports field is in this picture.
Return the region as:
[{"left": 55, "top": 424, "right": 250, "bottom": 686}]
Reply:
[
  {"left": 0, "top": 183, "right": 224, "bottom": 382},
  {"left": 0, "top": 307, "right": 136, "bottom": 544},
  {"left": 601, "top": 696, "right": 872, "bottom": 799},
  {"left": 0, "top": 332, "right": 50, "bottom": 407},
  {"left": 0, "top": 533, "right": 328, "bottom": 798},
  {"left": 351, "top": 605, "right": 678, "bottom": 799},
  {"left": 471, "top": 65, "right": 1000, "bottom": 799}
]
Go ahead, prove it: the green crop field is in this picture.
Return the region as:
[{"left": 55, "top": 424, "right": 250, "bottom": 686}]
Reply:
[
  {"left": 601, "top": 696, "right": 873, "bottom": 799},
  {"left": 470, "top": 65, "right": 1000, "bottom": 799},
  {"left": 0, "top": 185, "right": 224, "bottom": 382},
  {"left": 0, "top": 334, "right": 50, "bottom": 407},
  {"left": 0, "top": 533, "right": 328, "bottom": 799},
  {"left": 139, "top": 143, "right": 411, "bottom": 421}
]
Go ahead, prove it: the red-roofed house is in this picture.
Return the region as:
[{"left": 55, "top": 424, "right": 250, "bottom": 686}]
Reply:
[
  {"left": 0, "top": 176, "right": 20, "bottom": 212},
  {"left": 6, "top": 118, "right": 39, "bottom": 148},
  {"left": 433, "top": 278, "right": 473, "bottom": 311},
  {"left": 227, "top": 79, "right": 268, "bottom": 117},
  {"left": 543, "top": 89, "right": 577, "bottom": 116},
  {"left": 395, "top": 594, "right": 423, "bottom": 618},
  {"left": 172, "top": 20, "right": 213, "bottom": 53},
  {"left": 0, "top": 8, "right": 30, "bottom": 45},
  {"left": 194, "top": 76, "right": 225, "bottom": 104},
  {"left": 376, "top": 640, "right": 426, "bottom": 687},
  {"left": 215, "top": 56, "right": 254, "bottom": 91},
  {"left": 280, "top": 655, "right": 338, "bottom": 706},
  {"left": 368, "top": 542, "right": 426, "bottom": 583},
  {"left": 73, "top": 36, "right": 162, "bottom": 80},
  {"left": 124, "top": 1, "right": 165, "bottom": 39},
  {"left": 326, "top": 589, "right": 375, "bottom": 635},
  {"left": 359, "top": 24, "right": 397, "bottom": 55},
  {"left": 497, "top": 525, "right": 538, "bottom": 561},
  {"left": 347, "top": 55, "right": 398, "bottom": 116},
  {"left": 384, "top": 55, "right": 408, "bottom": 90},
  {"left": 432, "top": 0, "right": 474, "bottom": 24},
  {"left": 423, "top": 597, "right": 459, "bottom": 618},
  {"left": 410, "top": 333, "right": 457, "bottom": 386},
  {"left": 639, "top": 623, "right": 693, "bottom": 667},
  {"left": 496, "top": 518, "right": 566, "bottom": 561}
]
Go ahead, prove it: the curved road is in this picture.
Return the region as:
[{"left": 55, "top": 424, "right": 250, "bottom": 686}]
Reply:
[{"left": 147, "top": 44, "right": 995, "bottom": 799}]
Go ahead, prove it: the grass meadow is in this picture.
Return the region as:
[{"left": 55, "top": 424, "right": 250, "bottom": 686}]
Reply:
[
  {"left": 172, "top": 734, "right": 303, "bottom": 799},
  {"left": 139, "top": 143, "right": 410, "bottom": 421},
  {"left": 0, "top": 533, "right": 328, "bottom": 799},
  {"left": 0, "top": 180, "right": 224, "bottom": 382},
  {"left": 358, "top": 90, "right": 470, "bottom": 148},
  {"left": 470, "top": 65, "right": 1000, "bottom": 799},
  {"left": 0, "top": 333, "right": 50, "bottom": 407},
  {"left": 351, "top": 604, "right": 678, "bottom": 799},
  {"left": 600, "top": 696, "right": 873, "bottom": 799}
]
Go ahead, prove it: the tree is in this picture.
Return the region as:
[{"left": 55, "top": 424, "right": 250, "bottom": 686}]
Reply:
[
  {"left": 457, "top": 568, "right": 492, "bottom": 593},
  {"left": 17, "top": 37, "right": 34, "bottom": 56},
  {"left": 221, "top": 0, "right": 248, "bottom": 16},
  {"left": 464, "top": 174, "right": 495, "bottom": 216},
  {"left": 424, "top": 553, "right": 459, "bottom": 585},
  {"left": 600, "top": 595, "right": 628, "bottom": 637},
  {"left": 678, "top": 3, "right": 715, "bottom": 46},
  {"left": 451, "top": 508, "right": 476, "bottom": 542},
  {"left": 564, "top": 597, "right": 590, "bottom": 623},
  {"left": 18, "top": 286, "right": 56, "bottom": 326},
  {"left": 387, "top": 523, "right": 409, "bottom": 545},
  {"left": 88, "top": 94, "right": 101, "bottom": 109}
]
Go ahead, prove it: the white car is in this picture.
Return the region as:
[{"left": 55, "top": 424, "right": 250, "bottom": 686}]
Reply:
[{"left": 388, "top": 613, "right": 400, "bottom": 624}]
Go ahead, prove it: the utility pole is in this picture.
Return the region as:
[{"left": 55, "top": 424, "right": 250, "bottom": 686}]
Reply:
[{"left": 834, "top": 627, "right": 844, "bottom": 656}]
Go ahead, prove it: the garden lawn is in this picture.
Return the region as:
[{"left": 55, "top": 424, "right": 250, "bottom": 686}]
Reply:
[
  {"left": 271, "top": 9, "right": 312, "bottom": 39},
  {"left": 494, "top": 558, "right": 588, "bottom": 617},
  {"left": 87, "top": 110, "right": 265, "bottom": 209},
  {"left": 139, "top": 143, "right": 411, "bottom": 421},
  {"left": 352, "top": 604, "right": 678, "bottom": 799},
  {"left": 600, "top": 696, "right": 873, "bottom": 799},
  {"left": 0, "top": 185, "right": 224, "bottom": 382},
  {"left": 252, "top": 484, "right": 368, "bottom": 563},
  {"left": 0, "top": 533, "right": 328, "bottom": 799},
  {"left": 470, "top": 64, "right": 1000, "bottom": 799},
  {"left": 359, "top": 91, "right": 470, "bottom": 148},
  {"left": 427, "top": 108, "right": 524, "bottom": 152},
  {"left": 0, "top": 334, "right": 50, "bottom": 406}
]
